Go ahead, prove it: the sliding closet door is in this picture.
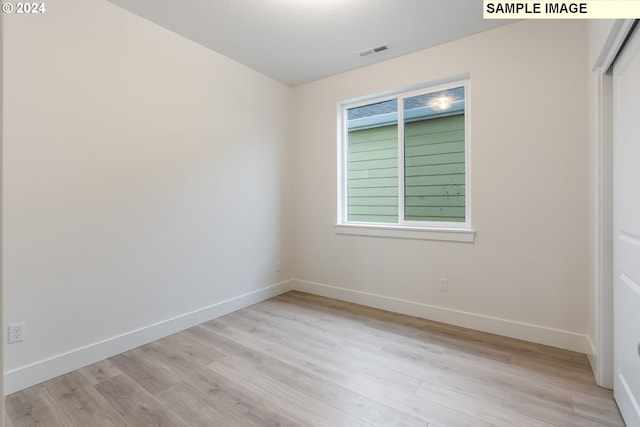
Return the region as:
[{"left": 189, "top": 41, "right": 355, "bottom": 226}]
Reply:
[{"left": 613, "top": 23, "right": 640, "bottom": 427}]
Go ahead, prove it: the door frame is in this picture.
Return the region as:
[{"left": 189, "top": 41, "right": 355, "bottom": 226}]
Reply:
[{"left": 592, "top": 19, "right": 636, "bottom": 389}]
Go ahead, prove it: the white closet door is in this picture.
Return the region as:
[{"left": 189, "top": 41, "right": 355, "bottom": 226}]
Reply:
[{"left": 613, "top": 23, "right": 640, "bottom": 427}]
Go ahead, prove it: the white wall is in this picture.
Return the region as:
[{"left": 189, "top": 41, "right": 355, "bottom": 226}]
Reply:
[
  {"left": 291, "top": 20, "right": 591, "bottom": 352},
  {"left": 3, "top": 0, "right": 292, "bottom": 393}
]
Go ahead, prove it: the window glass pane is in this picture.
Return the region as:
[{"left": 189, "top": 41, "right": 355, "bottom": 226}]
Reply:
[
  {"left": 403, "top": 87, "right": 465, "bottom": 222},
  {"left": 347, "top": 99, "right": 398, "bottom": 223}
]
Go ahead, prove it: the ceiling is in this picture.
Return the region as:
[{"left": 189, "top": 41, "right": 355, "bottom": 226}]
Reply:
[{"left": 106, "top": 0, "right": 514, "bottom": 87}]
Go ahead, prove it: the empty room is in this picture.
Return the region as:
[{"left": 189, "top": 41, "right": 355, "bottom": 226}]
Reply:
[{"left": 2, "top": 1, "right": 639, "bottom": 426}]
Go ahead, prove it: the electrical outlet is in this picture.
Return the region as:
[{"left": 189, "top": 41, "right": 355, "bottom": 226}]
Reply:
[
  {"left": 440, "top": 278, "right": 448, "bottom": 292},
  {"left": 276, "top": 261, "right": 281, "bottom": 272},
  {"left": 9, "top": 322, "right": 25, "bottom": 344}
]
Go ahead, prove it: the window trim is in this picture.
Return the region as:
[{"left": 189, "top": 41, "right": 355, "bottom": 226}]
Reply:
[
  {"left": 334, "top": 223, "right": 475, "bottom": 243},
  {"left": 336, "top": 76, "right": 474, "bottom": 242}
]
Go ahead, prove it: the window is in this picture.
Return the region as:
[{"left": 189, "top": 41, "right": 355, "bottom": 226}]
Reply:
[{"left": 336, "top": 79, "right": 474, "bottom": 242}]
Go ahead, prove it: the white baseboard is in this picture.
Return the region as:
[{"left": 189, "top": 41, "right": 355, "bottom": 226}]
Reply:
[
  {"left": 4, "top": 280, "right": 294, "bottom": 395},
  {"left": 587, "top": 334, "right": 596, "bottom": 357},
  {"left": 6, "top": 278, "right": 593, "bottom": 395},
  {"left": 291, "top": 279, "right": 592, "bottom": 354}
]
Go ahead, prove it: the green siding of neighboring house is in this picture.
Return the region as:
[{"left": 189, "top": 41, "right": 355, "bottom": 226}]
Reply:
[
  {"left": 347, "top": 124, "right": 398, "bottom": 223},
  {"left": 405, "top": 114, "right": 465, "bottom": 222},
  {"left": 347, "top": 114, "right": 465, "bottom": 223}
]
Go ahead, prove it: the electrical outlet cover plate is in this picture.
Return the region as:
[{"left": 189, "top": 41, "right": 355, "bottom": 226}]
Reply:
[{"left": 9, "top": 322, "right": 24, "bottom": 344}]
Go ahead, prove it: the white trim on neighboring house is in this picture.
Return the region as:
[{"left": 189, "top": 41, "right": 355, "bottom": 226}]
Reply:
[{"left": 590, "top": 19, "right": 636, "bottom": 389}]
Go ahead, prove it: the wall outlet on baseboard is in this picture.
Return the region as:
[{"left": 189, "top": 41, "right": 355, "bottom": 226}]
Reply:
[
  {"left": 9, "top": 322, "right": 25, "bottom": 344},
  {"left": 440, "top": 278, "right": 448, "bottom": 292}
]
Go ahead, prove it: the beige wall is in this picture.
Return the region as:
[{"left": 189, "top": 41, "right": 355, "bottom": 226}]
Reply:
[
  {"left": 3, "top": 0, "right": 292, "bottom": 392},
  {"left": 291, "top": 20, "right": 591, "bottom": 351}
]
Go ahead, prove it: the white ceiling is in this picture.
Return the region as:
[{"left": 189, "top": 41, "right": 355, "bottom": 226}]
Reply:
[{"left": 106, "top": 0, "right": 513, "bottom": 87}]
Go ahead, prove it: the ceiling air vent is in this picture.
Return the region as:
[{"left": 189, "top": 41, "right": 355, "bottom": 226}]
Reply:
[{"left": 359, "top": 43, "right": 390, "bottom": 58}]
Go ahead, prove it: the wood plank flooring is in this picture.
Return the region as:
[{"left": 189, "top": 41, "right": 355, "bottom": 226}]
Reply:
[{"left": 5, "top": 291, "right": 625, "bottom": 426}]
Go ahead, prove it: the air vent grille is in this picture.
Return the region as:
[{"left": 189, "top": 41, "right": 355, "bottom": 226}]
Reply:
[{"left": 359, "top": 43, "right": 390, "bottom": 58}]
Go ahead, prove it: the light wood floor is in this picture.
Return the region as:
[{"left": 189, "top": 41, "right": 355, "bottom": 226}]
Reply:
[{"left": 6, "top": 291, "right": 625, "bottom": 427}]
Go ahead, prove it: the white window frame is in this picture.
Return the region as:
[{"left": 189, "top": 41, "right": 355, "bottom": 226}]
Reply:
[{"left": 335, "top": 77, "right": 475, "bottom": 243}]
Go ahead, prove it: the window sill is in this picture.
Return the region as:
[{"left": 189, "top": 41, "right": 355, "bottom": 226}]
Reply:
[{"left": 334, "top": 224, "right": 475, "bottom": 243}]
